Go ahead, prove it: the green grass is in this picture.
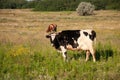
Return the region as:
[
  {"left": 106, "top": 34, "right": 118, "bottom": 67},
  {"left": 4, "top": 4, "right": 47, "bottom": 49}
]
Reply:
[
  {"left": 0, "top": 9, "right": 120, "bottom": 80},
  {"left": 0, "top": 42, "right": 120, "bottom": 80}
]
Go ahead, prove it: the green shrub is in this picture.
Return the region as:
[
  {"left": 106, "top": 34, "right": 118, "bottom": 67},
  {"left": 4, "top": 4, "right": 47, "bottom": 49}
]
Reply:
[{"left": 76, "top": 2, "right": 95, "bottom": 16}]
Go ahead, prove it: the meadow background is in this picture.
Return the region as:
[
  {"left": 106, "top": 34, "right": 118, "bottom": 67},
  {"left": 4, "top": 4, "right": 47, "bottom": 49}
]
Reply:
[{"left": 0, "top": 9, "right": 120, "bottom": 80}]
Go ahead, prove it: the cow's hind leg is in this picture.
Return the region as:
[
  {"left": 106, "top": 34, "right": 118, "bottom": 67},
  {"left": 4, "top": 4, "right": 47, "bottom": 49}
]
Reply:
[
  {"left": 85, "top": 50, "right": 90, "bottom": 62},
  {"left": 89, "top": 48, "right": 96, "bottom": 62}
]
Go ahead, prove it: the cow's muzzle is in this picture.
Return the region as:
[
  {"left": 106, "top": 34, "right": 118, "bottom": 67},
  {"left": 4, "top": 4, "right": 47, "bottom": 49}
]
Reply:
[{"left": 46, "top": 35, "right": 50, "bottom": 38}]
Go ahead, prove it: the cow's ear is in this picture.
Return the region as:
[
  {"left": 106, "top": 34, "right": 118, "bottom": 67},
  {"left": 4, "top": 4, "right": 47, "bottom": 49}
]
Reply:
[{"left": 46, "top": 35, "right": 50, "bottom": 38}]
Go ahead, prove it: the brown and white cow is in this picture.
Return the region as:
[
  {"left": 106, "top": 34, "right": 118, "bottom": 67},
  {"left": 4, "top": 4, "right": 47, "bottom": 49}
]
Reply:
[
  {"left": 46, "top": 24, "right": 57, "bottom": 33},
  {"left": 46, "top": 30, "right": 96, "bottom": 62}
]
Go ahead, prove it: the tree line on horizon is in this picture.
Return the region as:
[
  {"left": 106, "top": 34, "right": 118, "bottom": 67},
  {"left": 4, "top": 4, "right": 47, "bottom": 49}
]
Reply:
[{"left": 0, "top": 0, "right": 120, "bottom": 11}]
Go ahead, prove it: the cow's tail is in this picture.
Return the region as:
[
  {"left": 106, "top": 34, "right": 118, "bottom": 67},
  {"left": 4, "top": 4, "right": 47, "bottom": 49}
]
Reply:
[{"left": 94, "top": 37, "right": 96, "bottom": 45}]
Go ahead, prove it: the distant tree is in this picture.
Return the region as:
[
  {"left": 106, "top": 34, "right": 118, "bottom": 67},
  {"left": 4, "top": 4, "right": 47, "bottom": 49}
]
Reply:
[
  {"left": 0, "top": 0, "right": 27, "bottom": 9},
  {"left": 76, "top": 2, "right": 95, "bottom": 16},
  {"left": 91, "top": 0, "right": 107, "bottom": 10},
  {"left": 0, "top": 0, "right": 120, "bottom": 10},
  {"left": 105, "top": 0, "right": 120, "bottom": 10}
]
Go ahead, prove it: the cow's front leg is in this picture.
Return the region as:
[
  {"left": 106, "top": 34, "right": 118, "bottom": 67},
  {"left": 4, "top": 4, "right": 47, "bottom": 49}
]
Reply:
[
  {"left": 62, "top": 52, "right": 67, "bottom": 61},
  {"left": 60, "top": 46, "right": 67, "bottom": 61}
]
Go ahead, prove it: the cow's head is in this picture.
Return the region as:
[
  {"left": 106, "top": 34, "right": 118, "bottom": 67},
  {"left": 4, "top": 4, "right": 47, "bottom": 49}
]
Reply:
[
  {"left": 46, "top": 33, "right": 57, "bottom": 46},
  {"left": 46, "top": 24, "right": 57, "bottom": 33}
]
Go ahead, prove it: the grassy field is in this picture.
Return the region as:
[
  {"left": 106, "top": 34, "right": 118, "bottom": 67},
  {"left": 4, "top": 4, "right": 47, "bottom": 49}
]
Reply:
[{"left": 0, "top": 9, "right": 120, "bottom": 80}]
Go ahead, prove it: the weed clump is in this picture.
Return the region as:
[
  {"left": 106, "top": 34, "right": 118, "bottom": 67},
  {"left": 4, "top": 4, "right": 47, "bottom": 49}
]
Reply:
[
  {"left": 7, "top": 45, "right": 30, "bottom": 56},
  {"left": 76, "top": 2, "right": 95, "bottom": 16}
]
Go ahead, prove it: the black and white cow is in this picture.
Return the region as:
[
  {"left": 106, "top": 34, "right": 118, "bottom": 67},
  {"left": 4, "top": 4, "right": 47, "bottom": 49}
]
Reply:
[{"left": 46, "top": 30, "right": 96, "bottom": 62}]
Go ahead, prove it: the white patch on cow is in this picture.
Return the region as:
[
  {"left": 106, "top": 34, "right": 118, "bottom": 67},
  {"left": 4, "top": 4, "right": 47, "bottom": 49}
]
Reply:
[
  {"left": 60, "top": 46, "right": 66, "bottom": 53},
  {"left": 50, "top": 33, "right": 56, "bottom": 41},
  {"left": 77, "top": 30, "right": 93, "bottom": 50}
]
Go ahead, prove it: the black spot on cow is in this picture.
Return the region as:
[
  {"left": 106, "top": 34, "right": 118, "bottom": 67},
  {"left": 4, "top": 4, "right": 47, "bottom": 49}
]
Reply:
[
  {"left": 83, "top": 31, "right": 88, "bottom": 36},
  {"left": 61, "top": 30, "right": 80, "bottom": 48},
  {"left": 89, "top": 30, "right": 96, "bottom": 41}
]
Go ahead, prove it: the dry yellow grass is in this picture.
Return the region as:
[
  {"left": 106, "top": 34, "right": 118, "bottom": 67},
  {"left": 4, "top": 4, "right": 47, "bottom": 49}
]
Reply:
[{"left": 0, "top": 9, "right": 120, "bottom": 49}]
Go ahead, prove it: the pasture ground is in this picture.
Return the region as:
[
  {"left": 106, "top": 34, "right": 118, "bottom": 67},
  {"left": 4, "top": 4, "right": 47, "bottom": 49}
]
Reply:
[{"left": 0, "top": 9, "right": 120, "bottom": 80}]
